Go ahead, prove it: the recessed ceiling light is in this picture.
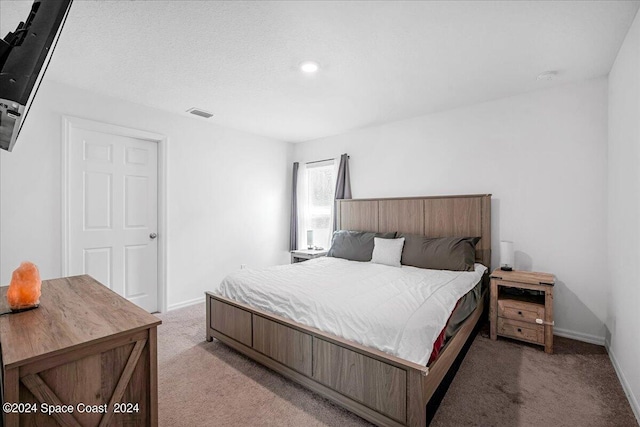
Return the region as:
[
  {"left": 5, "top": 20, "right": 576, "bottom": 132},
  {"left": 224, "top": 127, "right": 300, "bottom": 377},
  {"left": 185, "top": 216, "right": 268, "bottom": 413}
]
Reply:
[
  {"left": 186, "top": 107, "right": 213, "bottom": 119},
  {"left": 300, "top": 61, "right": 320, "bottom": 73},
  {"left": 537, "top": 70, "right": 559, "bottom": 81}
]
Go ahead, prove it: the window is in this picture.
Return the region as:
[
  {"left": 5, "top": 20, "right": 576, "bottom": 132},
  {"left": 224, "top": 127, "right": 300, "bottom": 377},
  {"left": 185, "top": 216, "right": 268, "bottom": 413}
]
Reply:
[{"left": 298, "top": 159, "right": 336, "bottom": 250}]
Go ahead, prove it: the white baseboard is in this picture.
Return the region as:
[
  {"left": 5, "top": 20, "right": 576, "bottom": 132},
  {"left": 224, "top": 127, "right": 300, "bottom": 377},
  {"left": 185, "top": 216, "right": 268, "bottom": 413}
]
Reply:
[
  {"left": 554, "top": 327, "right": 605, "bottom": 346},
  {"left": 167, "top": 297, "right": 204, "bottom": 311},
  {"left": 606, "top": 345, "right": 640, "bottom": 424}
]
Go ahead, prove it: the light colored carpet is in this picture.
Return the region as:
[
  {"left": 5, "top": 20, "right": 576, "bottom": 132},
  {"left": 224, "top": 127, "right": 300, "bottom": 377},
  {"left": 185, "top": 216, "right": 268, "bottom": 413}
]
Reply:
[{"left": 157, "top": 304, "right": 638, "bottom": 426}]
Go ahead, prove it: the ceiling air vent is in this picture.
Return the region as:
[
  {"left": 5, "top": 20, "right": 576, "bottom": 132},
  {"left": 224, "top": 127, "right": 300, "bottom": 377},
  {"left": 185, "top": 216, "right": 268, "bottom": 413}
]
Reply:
[{"left": 186, "top": 108, "right": 214, "bottom": 119}]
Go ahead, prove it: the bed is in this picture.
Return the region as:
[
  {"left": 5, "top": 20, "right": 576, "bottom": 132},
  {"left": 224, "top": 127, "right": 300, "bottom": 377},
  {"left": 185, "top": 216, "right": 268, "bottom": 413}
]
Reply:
[{"left": 206, "top": 194, "right": 491, "bottom": 427}]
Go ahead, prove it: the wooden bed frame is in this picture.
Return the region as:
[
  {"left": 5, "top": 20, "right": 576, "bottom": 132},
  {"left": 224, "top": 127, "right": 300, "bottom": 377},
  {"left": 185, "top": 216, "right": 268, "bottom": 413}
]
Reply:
[{"left": 206, "top": 194, "right": 491, "bottom": 427}]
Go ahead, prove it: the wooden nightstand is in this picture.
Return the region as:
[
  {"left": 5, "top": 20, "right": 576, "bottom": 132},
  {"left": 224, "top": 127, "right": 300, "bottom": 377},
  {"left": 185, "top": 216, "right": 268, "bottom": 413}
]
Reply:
[
  {"left": 290, "top": 248, "right": 327, "bottom": 263},
  {"left": 490, "top": 269, "right": 555, "bottom": 353}
]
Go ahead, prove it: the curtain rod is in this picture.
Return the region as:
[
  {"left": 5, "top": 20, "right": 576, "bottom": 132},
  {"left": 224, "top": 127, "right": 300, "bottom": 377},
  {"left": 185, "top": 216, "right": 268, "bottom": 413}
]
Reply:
[{"left": 306, "top": 155, "right": 349, "bottom": 165}]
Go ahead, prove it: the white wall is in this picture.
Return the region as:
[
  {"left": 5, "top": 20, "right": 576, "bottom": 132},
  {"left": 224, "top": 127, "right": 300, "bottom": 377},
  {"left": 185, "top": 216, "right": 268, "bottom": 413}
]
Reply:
[
  {"left": 294, "top": 78, "right": 609, "bottom": 343},
  {"left": 0, "top": 79, "right": 292, "bottom": 310},
  {"left": 607, "top": 8, "right": 640, "bottom": 422}
]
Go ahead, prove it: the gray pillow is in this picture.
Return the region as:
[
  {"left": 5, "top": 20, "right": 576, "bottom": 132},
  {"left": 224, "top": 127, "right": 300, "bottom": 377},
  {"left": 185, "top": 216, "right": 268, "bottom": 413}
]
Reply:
[
  {"left": 327, "top": 230, "right": 397, "bottom": 262},
  {"left": 398, "top": 234, "right": 481, "bottom": 271}
]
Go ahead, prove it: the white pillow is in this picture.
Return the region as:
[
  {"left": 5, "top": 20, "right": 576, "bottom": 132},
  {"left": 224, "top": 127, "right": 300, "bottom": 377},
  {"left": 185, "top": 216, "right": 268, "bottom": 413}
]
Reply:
[{"left": 371, "top": 237, "right": 405, "bottom": 267}]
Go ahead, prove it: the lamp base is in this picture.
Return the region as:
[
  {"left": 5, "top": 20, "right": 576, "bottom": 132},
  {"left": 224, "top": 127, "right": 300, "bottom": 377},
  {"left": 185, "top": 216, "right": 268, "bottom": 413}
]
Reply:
[
  {"left": 10, "top": 304, "right": 39, "bottom": 313},
  {"left": 500, "top": 266, "right": 513, "bottom": 271}
]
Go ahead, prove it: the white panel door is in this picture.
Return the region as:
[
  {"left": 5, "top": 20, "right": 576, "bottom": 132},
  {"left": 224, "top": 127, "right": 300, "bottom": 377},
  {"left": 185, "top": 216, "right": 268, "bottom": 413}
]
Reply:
[{"left": 68, "top": 126, "right": 158, "bottom": 312}]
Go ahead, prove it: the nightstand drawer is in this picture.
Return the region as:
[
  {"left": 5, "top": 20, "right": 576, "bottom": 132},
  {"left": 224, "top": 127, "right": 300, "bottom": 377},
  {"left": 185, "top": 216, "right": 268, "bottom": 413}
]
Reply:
[
  {"left": 497, "top": 318, "right": 544, "bottom": 344},
  {"left": 498, "top": 299, "right": 544, "bottom": 323}
]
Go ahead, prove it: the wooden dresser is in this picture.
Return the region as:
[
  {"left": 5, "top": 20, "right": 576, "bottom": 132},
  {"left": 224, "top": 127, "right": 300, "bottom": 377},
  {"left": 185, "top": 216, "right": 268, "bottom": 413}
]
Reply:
[
  {"left": 489, "top": 269, "right": 555, "bottom": 353},
  {"left": 0, "top": 275, "right": 161, "bottom": 427}
]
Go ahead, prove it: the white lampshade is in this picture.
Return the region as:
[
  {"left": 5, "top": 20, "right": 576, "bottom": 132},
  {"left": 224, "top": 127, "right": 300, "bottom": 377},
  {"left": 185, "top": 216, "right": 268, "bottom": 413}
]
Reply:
[
  {"left": 306, "top": 230, "right": 314, "bottom": 248},
  {"left": 500, "top": 241, "right": 514, "bottom": 268}
]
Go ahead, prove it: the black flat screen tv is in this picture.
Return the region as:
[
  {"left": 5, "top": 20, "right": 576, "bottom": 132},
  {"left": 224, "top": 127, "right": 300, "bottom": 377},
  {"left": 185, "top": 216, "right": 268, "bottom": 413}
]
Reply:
[{"left": 0, "top": 0, "right": 73, "bottom": 152}]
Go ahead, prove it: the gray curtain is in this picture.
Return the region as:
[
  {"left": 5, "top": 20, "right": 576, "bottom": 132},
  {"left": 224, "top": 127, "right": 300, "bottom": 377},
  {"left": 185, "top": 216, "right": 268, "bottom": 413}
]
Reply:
[
  {"left": 289, "top": 162, "right": 299, "bottom": 250},
  {"left": 333, "top": 154, "right": 352, "bottom": 231}
]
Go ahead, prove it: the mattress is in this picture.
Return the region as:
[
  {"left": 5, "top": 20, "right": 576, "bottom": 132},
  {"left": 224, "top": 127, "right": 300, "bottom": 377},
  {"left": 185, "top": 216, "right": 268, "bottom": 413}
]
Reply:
[
  {"left": 429, "top": 280, "right": 484, "bottom": 364},
  {"left": 213, "top": 257, "right": 487, "bottom": 366},
  {"left": 446, "top": 280, "right": 483, "bottom": 340}
]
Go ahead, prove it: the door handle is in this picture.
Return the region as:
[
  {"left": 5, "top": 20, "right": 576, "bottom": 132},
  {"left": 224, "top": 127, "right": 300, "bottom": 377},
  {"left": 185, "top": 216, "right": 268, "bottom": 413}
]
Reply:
[{"left": 150, "top": 233, "right": 157, "bottom": 239}]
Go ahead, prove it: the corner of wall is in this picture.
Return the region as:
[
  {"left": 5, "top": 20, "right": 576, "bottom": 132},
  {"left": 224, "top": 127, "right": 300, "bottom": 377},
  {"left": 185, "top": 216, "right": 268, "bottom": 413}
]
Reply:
[
  {"left": 606, "top": 6, "right": 640, "bottom": 426},
  {"left": 606, "top": 343, "right": 640, "bottom": 424},
  {"left": 553, "top": 328, "right": 605, "bottom": 346}
]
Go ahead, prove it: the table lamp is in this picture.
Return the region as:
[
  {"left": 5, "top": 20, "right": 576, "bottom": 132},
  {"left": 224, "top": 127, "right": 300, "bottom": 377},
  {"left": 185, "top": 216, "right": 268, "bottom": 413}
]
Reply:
[
  {"left": 307, "top": 230, "right": 314, "bottom": 250},
  {"left": 6, "top": 261, "right": 41, "bottom": 312},
  {"left": 500, "top": 241, "right": 514, "bottom": 271}
]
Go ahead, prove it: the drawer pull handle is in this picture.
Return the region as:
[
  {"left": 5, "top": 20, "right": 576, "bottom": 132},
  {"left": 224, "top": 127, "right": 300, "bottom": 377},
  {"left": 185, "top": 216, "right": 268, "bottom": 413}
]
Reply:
[
  {"left": 517, "top": 328, "right": 522, "bottom": 333},
  {"left": 518, "top": 311, "right": 523, "bottom": 315}
]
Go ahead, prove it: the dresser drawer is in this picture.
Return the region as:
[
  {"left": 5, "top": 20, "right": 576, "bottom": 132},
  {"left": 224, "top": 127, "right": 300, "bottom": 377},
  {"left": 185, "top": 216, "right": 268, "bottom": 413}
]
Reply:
[
  {"left": 498, "top": 298, "right": 544, "bottom": 323},
  {"left": 497, "top": 318, "right": 544, "bottom": 344}
]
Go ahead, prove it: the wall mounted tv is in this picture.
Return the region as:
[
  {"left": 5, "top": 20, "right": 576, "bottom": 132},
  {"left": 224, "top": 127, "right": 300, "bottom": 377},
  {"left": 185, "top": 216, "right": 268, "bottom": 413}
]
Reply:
[{"left": 0, "top": 0, "right": 73, "bottom": 152}]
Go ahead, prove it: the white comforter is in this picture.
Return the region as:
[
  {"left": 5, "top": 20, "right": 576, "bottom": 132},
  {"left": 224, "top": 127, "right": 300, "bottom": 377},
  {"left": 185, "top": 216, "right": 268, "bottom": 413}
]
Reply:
[{"left": 213, "top": 257, "right": 486, "bottom": 366}]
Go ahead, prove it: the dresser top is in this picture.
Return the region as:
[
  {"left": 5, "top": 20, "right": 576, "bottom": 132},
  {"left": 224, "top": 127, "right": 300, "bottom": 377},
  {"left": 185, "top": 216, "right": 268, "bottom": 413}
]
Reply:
[{"left": 0, "top": 275, "right": 161, "bottom": 368}]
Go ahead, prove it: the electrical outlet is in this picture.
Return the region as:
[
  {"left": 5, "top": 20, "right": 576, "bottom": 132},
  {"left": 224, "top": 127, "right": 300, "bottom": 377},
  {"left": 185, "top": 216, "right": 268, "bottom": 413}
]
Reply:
[{"left": 240, "top": 264, "right": 247, "bottom": 270}]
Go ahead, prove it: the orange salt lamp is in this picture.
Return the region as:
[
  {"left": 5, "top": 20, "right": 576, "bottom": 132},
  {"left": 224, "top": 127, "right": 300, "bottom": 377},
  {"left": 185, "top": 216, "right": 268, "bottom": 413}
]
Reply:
[{"left": 6, "top": 261, "right": 41, "bottom": 312}]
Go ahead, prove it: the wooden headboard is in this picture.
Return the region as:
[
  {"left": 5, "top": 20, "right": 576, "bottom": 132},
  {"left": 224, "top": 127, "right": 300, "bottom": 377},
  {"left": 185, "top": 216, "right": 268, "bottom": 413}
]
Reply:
[{"left": 336, "top": 194, "right": 492, "bottom": 269}]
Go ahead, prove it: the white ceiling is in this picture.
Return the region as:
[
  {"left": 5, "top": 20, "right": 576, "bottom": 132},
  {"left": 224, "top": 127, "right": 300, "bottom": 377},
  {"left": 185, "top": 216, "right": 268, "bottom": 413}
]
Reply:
[{"left": 1, "top": 1, "right": 638, "bottom": 143}]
